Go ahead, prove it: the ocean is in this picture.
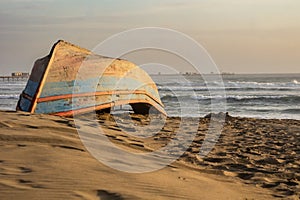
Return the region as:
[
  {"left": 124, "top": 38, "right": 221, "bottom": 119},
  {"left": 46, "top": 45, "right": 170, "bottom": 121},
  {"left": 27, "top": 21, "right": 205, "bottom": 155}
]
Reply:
[
  {"left": 153, "top": 73, "right": 300, "bottom": 120},
  {"left": 1, "top": 74, "right": 299, "bottom": 120},
  {"left": 0, "top": 80, "right": 27, "bottom": 111}
]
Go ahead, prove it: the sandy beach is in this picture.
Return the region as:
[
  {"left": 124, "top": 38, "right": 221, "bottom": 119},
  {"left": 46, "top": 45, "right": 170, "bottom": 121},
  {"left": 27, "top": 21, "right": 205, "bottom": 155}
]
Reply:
[
  {"left": 1, "top": 0, "right": 300, "bottom": 199},
  {"left": 0, "top": 111, "right": 299, "bottom": 199}
]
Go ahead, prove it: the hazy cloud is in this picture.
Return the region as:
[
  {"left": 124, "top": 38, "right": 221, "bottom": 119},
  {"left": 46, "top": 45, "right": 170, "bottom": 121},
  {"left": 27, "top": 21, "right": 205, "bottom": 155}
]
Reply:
[{"left": 0, "top": 0, "right": 299, "bottom": 74}]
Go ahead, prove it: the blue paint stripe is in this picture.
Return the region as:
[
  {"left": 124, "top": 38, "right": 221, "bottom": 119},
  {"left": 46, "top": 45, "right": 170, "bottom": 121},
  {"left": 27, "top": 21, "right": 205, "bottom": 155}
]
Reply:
[
  {"left": 18, "top": 97, "right": 32, "bottom": 111},
  {"left": 35, "top": 93, "right": 157, "bottom": 114},
  {"left": 19, "top": 79, "right": 40, "bottom": 112},
  {"left": 24, "top": 80, "right": 39, "bottom": 97},
  {"left": 40, "top": 76, "right": 161, "bottom": 101}
]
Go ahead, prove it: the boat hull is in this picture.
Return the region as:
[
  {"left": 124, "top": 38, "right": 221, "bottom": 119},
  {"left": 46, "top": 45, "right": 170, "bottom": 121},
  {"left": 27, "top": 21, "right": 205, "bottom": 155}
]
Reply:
[{"left": 17, "top": 40, "right": 166, "bottom": 116}]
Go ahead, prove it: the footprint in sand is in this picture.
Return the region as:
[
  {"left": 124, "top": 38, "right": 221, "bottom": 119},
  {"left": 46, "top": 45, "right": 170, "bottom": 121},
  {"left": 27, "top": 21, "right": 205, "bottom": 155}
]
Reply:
[
  {"left": 52, "top": 145, "right": 85, "bottom": 152},
  {"left": 0, "top": 179, "right": 38, "bottom": 190},
  {"left": 1, "top": 166, "right": 32, "bottom": 175},
  {"left": 19, "top": 167, "right": 32, "bottom": 173},
  {"left": 0, "top": 121, "right": 14, "bottom": 128},
  {"left": 74, "top": 190, "right": 127, "bottom": 200},
  {"left": 97, "top": 190, "right": 124, "bottom": 200}
]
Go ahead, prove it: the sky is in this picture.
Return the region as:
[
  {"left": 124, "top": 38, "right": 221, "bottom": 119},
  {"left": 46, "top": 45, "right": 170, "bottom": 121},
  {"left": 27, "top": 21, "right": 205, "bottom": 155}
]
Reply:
[{"left": 0, "top": 0, "right": 300, "bottom": 75}]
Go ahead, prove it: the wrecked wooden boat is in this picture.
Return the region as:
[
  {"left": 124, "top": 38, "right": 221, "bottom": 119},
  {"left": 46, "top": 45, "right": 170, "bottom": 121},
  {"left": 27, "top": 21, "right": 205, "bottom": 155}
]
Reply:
[{"left": 17, "top": 40, "right": 166, "bottom": 117}]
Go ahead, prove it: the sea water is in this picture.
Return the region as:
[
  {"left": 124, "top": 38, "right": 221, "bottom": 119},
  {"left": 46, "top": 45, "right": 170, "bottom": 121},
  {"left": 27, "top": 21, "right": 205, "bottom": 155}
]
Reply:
[
  {"left": 0, "top": 74, "right": 299, "bottom": 120},
  {"left": 0, "top": 80, "right": 26, "bottom": 111},
  {"left": 153, "top": 73, "right": 300, "bottom": 120}
]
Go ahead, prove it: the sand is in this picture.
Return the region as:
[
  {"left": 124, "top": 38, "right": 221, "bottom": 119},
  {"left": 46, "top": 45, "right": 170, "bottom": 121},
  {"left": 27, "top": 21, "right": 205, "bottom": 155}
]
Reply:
[{"left": 0, "top": 111, "right": 299, "bottom": 199}]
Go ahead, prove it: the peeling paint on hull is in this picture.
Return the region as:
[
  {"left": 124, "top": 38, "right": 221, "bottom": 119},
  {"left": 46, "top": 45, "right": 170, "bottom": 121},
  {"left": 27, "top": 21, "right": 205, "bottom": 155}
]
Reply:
[{"left": 17, "top": 40, "right": 166, "bottom": 117}]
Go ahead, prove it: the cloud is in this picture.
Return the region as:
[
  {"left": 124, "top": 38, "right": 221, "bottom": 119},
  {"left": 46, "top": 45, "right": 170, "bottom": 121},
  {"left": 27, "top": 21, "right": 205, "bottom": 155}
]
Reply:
[
  {"left": 2, "top": 0, "right": 54, "bottom": 2},
  {"left": 0, "top": 0, "right": 300, "bottom": 73}
]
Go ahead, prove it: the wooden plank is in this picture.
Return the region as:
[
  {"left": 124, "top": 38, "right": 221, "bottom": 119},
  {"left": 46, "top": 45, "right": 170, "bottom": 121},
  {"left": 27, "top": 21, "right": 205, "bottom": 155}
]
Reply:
[
  {"left": 35, "top": 93, "right": 163, "bottom": 114},
  {"left": 39, "top": 76, "right": 159, "bottom": 99},
  {"left": 37, "top": 90, "right": 163, "bottom": 106}
]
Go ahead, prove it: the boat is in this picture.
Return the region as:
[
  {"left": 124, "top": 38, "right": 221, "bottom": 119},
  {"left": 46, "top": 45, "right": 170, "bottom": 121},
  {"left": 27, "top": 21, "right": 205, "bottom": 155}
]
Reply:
[{"left": 16, "top": 40, "right": 166, "bottom": 117}]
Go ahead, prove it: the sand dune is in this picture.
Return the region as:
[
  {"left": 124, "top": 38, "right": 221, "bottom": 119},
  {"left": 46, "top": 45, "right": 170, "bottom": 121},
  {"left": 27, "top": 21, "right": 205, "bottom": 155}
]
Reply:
[{"left": 0, "top": 111, "right": 298, "bottom": 199}]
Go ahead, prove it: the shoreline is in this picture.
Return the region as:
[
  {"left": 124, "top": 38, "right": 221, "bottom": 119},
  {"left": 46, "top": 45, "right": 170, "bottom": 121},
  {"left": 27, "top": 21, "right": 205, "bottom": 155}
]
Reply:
[
  {"left": 0, "top": 111, "right": 299, "bottom": 199},
  {"left": 2, "top": 108, "right": 300, "bottom": 121}
]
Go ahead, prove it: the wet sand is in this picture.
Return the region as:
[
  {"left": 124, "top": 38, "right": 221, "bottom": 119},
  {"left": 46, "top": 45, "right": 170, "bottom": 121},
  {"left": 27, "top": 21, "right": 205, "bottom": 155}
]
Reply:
[{"left": 0, "top": 111, "right": 299, "bottom": 199}]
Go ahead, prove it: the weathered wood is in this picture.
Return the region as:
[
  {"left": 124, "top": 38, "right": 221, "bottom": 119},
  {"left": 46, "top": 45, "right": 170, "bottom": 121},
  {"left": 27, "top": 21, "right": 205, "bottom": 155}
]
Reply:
[{"left": 17, "top": 40, "right": 166, "bottom": 116}]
